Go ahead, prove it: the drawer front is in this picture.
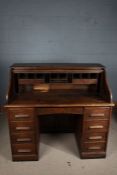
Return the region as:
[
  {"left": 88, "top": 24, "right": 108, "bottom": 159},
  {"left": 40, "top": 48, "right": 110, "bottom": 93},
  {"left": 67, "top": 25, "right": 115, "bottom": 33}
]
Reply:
[
  {"left": 9, "top": 108, "right": 34, "bottom": 121},
  {"left": 12, "top": 144, "right": 37, "bottom": 155},
  {"left": 84, "top": 107, "right": 110, "bottom": 120},
  {"left": 10, "top": 121, "right": 35, "bottom": 132},
  {"left": 84, "top": 120, "right": 109, "bottom": 133},
  {"left": 38, "top": 107, "right": 83, "bottom": 115},
  {"left": 11, "top": 132, "right": 35, "bottom": 144},
  {"left": 82, "top": 132, "right": 107, "bottom": 142},
  {"left": 82, "top": 142, "right": 106, "bottom": 152}
]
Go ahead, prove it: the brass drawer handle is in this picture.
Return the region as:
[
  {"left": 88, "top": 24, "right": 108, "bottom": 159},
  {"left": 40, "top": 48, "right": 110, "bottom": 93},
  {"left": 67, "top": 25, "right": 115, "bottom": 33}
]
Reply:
[
  {"left": 16, "top": 138, "right": 32, "bottom": 142},
  {"left": 90, "top": 113, "right": 105, "bottom": 117},
  {"left": 89, "top": 125, "right": 104, "bottom": 129},
  {"left": 88, "top": 146, "right": 101, "bottom": 150},
  {"left": 15, "top": 114, "right": 30, "bottom": 118},
  {"left": 88, "top": 136, "right": 103, "bottom": 140},
  {"left": 16, "top": 126, "right": 31, "bottom": 130},
  {"left": 17, "top": 149, "right": 31, "bottom": 153}
]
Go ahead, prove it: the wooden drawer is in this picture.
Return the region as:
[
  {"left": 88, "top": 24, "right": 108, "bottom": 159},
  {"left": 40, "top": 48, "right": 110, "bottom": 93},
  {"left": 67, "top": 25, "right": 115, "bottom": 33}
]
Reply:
[
  {"left": 82, "top": 142, "right": 106, "bottom": 152},
  {"left": 82, "top": 132, "right": 107, "bottom": 142},
  {"left": 38, "top": 107, "right": 83, "bottom": 115},
  {"left": 84, "top": 120, "right": 109, "bottom": 133},
  {"left": 10, "top": 121, "right": 35, "bottom": 132},
  {"left": 12, "top": 144, "right": 37, "bottom": 155},
  {"left": 11, "top": 132, "right": 35, "bottom": 144},
  {"left": 8, "top": 108, "right": 34, "bottom": 121},
  {"left": 84, "top": 107, "right": 110, "bottom": 120}
]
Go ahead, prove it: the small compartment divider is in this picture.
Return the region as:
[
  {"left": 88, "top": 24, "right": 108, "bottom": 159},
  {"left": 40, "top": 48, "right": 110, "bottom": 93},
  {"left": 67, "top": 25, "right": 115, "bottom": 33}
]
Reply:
[{"left": 49, "top": 73, "right": 69, "bottom": 83}]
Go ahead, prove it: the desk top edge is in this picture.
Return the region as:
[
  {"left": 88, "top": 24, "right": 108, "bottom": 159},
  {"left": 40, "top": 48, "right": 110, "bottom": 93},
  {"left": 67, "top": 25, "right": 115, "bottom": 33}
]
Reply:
[{"left": 11, "top": 63, "right": 105, "bottom": 70}]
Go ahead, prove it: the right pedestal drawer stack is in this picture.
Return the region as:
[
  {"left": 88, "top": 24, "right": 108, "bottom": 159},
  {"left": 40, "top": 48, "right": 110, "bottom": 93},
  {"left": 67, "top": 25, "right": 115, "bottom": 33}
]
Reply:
[{"left": 80, "top": 107, "right": 111, "bottom": 159}]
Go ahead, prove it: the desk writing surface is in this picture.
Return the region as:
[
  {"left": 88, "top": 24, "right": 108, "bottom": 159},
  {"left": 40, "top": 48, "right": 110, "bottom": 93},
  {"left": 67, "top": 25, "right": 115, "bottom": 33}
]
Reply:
[{"left": 6, "top": 90, "right": 113, "bottom": 107}]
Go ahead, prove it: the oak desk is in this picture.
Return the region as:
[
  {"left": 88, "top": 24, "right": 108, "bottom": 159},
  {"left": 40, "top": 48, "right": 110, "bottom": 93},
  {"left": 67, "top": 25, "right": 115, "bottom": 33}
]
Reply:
[{"left": 5, "top": 63, "right": 114, "bottom": 161}]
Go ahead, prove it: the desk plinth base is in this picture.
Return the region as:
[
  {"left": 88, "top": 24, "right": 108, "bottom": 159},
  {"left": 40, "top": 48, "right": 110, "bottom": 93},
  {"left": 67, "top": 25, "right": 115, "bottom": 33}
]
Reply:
[
  {"left": 12, "top": 154, "right": 38, "bottom": 161},
  {"left": 80, "top": 152, "right": 106, "bottom": 159}
]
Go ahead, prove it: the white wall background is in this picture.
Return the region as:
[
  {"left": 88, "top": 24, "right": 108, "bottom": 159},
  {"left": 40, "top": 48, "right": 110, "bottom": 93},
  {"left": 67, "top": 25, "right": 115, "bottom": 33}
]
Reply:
[{"left": 0, "top": 0, "right": 117, "bottom": 104}]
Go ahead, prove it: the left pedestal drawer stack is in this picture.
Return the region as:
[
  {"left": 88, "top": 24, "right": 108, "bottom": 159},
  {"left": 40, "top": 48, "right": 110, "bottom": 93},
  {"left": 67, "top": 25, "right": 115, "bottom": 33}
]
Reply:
[{"left": 7, "top": 108, "right": 39, "bottom": 161}]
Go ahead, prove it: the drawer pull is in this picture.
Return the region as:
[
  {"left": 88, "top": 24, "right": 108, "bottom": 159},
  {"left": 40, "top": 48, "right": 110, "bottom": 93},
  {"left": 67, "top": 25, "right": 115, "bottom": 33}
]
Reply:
[
  {"left": 89, "top": 125, "right": 104, "bottom": 129},
  {"left": 15, "top": 114, "right": 30, "bottom": 118},
  {"left": 90, "top": 113, "right": 105, "bottom": 117},
  {"left": 17, "top": 149, "right": 31, "bottom": 153},
  {"left": 16, "top": 126, "right": 31, "bottom": 130},
  {"left": 16, "top": 138, "right": 32, "bottom": 142},
  {"left": 88, "top": 146, "right": 101, "bottom": 150},
  {"left": 88, "top": 136, "right": 102, "bottom": 140}
]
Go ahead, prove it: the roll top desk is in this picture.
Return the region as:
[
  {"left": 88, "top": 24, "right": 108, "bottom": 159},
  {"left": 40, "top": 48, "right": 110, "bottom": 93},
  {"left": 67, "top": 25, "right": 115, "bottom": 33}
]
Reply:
[{"left": 5, "top": 63, "right": 114, "bottom": 161}]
